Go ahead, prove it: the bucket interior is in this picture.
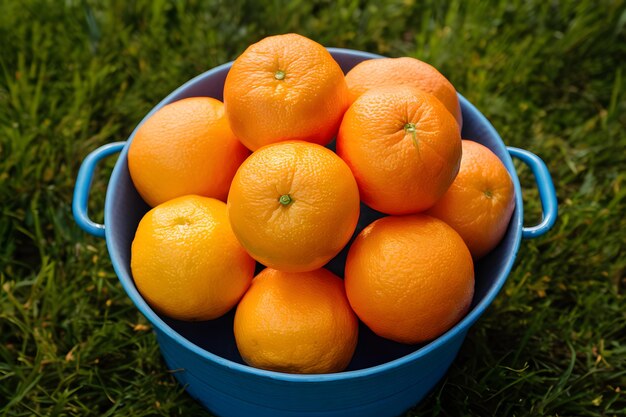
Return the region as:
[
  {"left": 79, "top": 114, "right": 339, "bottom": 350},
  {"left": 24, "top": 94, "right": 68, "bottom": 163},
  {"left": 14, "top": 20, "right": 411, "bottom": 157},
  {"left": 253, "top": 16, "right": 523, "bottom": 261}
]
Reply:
[{"left": 105, "top": 51, "right": 522, "bottom": 371}]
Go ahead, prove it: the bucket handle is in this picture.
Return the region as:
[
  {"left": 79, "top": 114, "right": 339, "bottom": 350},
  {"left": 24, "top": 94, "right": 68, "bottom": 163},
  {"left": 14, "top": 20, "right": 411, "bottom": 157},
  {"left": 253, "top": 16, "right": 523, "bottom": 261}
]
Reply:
[
  {"left": 72, "top": 142, "right": 126, "bottom": 238},
  {"left": 507, "top": 147, "right": 557, "bottom": 239}
]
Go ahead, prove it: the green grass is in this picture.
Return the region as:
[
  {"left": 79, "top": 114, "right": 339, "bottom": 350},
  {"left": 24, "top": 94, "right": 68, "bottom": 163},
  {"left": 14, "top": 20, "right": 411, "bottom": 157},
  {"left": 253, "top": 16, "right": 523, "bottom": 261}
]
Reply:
[{"left": 1, "top": 0, "right": 625, "bottom": 415}]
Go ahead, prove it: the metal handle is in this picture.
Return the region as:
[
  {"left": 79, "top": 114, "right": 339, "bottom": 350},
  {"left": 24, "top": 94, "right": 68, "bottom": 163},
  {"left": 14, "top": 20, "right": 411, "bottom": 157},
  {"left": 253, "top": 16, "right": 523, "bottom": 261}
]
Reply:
[
  {"left": 507, "top": 147, "right": 558, "bottom": 239},
  {"left": 72, "top": 142, "right": 126, "bottom": 238}
]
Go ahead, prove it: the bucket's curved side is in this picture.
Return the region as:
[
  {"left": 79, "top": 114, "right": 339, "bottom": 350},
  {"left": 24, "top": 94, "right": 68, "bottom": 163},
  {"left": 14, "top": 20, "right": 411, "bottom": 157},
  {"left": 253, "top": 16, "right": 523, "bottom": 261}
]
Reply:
[{"left": 155, "top": 328, "right": 468, "bottom": 417}]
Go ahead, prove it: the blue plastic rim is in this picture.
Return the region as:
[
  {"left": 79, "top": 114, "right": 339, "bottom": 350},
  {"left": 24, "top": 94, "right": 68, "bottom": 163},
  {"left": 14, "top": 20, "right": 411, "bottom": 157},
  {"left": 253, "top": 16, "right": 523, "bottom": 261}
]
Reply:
[{"left": 72, "top": 48, "right": 559, "bottom": 416}]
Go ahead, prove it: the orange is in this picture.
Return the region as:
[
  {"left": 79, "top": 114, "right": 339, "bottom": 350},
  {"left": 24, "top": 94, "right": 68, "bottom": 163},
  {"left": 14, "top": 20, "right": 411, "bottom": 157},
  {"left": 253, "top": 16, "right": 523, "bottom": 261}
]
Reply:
[
  {"left": 227, "top": 141, "right": 360, "bottom": 272},
  {"left": 234, "top": 268, "right": 358, "bottom": 373},
  {"left": 345, "top": 57, "right": 463, "bottom": 127},
  {"left": 427, "top": 140, "right": 516, "bottom": 259},
  {"left": 336, "top": 86, "right": 461, "bottom": 215},
  {"left": 223, "top": 33, "right": 349, "bottom": 151},
  {"left": 128, "top": 97, "right": 249, "bottom": 207},
  {"left": 131, "top": 196, "right": 255, "bottom": 321},
  {"left": 345, "top": 214, "right": 474, "bottom": 344}
]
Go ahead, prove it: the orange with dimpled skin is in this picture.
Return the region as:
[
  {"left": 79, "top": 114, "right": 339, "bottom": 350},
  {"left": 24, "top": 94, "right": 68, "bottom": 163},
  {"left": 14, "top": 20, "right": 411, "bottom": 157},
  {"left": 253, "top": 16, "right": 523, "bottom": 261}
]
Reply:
[
  {"left": 223, "top": 33, "right": 349, "bottom": 151},
  {"left": 131, "top": 196, "right": 255, "bottom": 321},
  {"left": 344, "top": 214, "right": 475, "bottom": 345},
  {"left": 227, "top": 141, "right": 360, "bottom": 273},
  {"left": 427, "top": 140, "right": 516, "bottom": 259},
  {"left": 337, "top": 85, "right": 462, "bottom": 215},
  {"left": 234, "top": 267, "right": 359, "bottom": 374},
  {"left": 128, "top": 97, "right": 249, "bottom": 207}
]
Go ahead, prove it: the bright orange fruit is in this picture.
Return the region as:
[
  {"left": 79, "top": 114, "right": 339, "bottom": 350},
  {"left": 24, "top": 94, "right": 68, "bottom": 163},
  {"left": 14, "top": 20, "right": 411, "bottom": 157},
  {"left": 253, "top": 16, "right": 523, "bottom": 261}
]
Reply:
[
  {"left": 131, "top": 196, "right": 255, "bottom": 321},
  {"left": 345, "top": 214, "right": 474, "bottom": 344},
  {"left": 428, "top": 140, "right": 516, "bottom": 258},
  {"left": 223, "top": 33, "right": 349, "bottom": 151},
  {"left": 227, "top": 141, "right": 360, "bottom": 273},
  {"left": 234, "top": 268, "right": 358, "bottom": 374},
  {"left": 337, "top": 86, "right": 461, "bottom": 215},
  {"left": 128, "top": 97, "right": 249, "bottom": 207},
  {"left": 345, "top": 57, "right": 462, "bottom": 127}
]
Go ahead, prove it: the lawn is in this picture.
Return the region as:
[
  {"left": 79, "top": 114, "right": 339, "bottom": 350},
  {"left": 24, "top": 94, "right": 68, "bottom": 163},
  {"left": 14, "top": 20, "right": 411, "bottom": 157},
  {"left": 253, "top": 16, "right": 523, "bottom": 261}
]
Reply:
[{"left": 1, "top": 0, "right": 625, "bottom": 415}]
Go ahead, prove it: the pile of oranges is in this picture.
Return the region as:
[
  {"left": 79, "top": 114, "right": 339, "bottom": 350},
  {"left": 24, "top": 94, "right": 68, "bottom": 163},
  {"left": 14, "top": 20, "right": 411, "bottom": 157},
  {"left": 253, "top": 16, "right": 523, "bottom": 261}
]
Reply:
[{"left": 128, "top": 34, "right": 515, "bottom": 374}]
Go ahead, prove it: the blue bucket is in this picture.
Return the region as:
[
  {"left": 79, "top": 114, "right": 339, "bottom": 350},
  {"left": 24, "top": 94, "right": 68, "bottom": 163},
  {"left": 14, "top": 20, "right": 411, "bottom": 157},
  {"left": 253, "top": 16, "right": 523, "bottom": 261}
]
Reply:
[{"left": 73, "top": 49, "right": 557, "bottom": 417}]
